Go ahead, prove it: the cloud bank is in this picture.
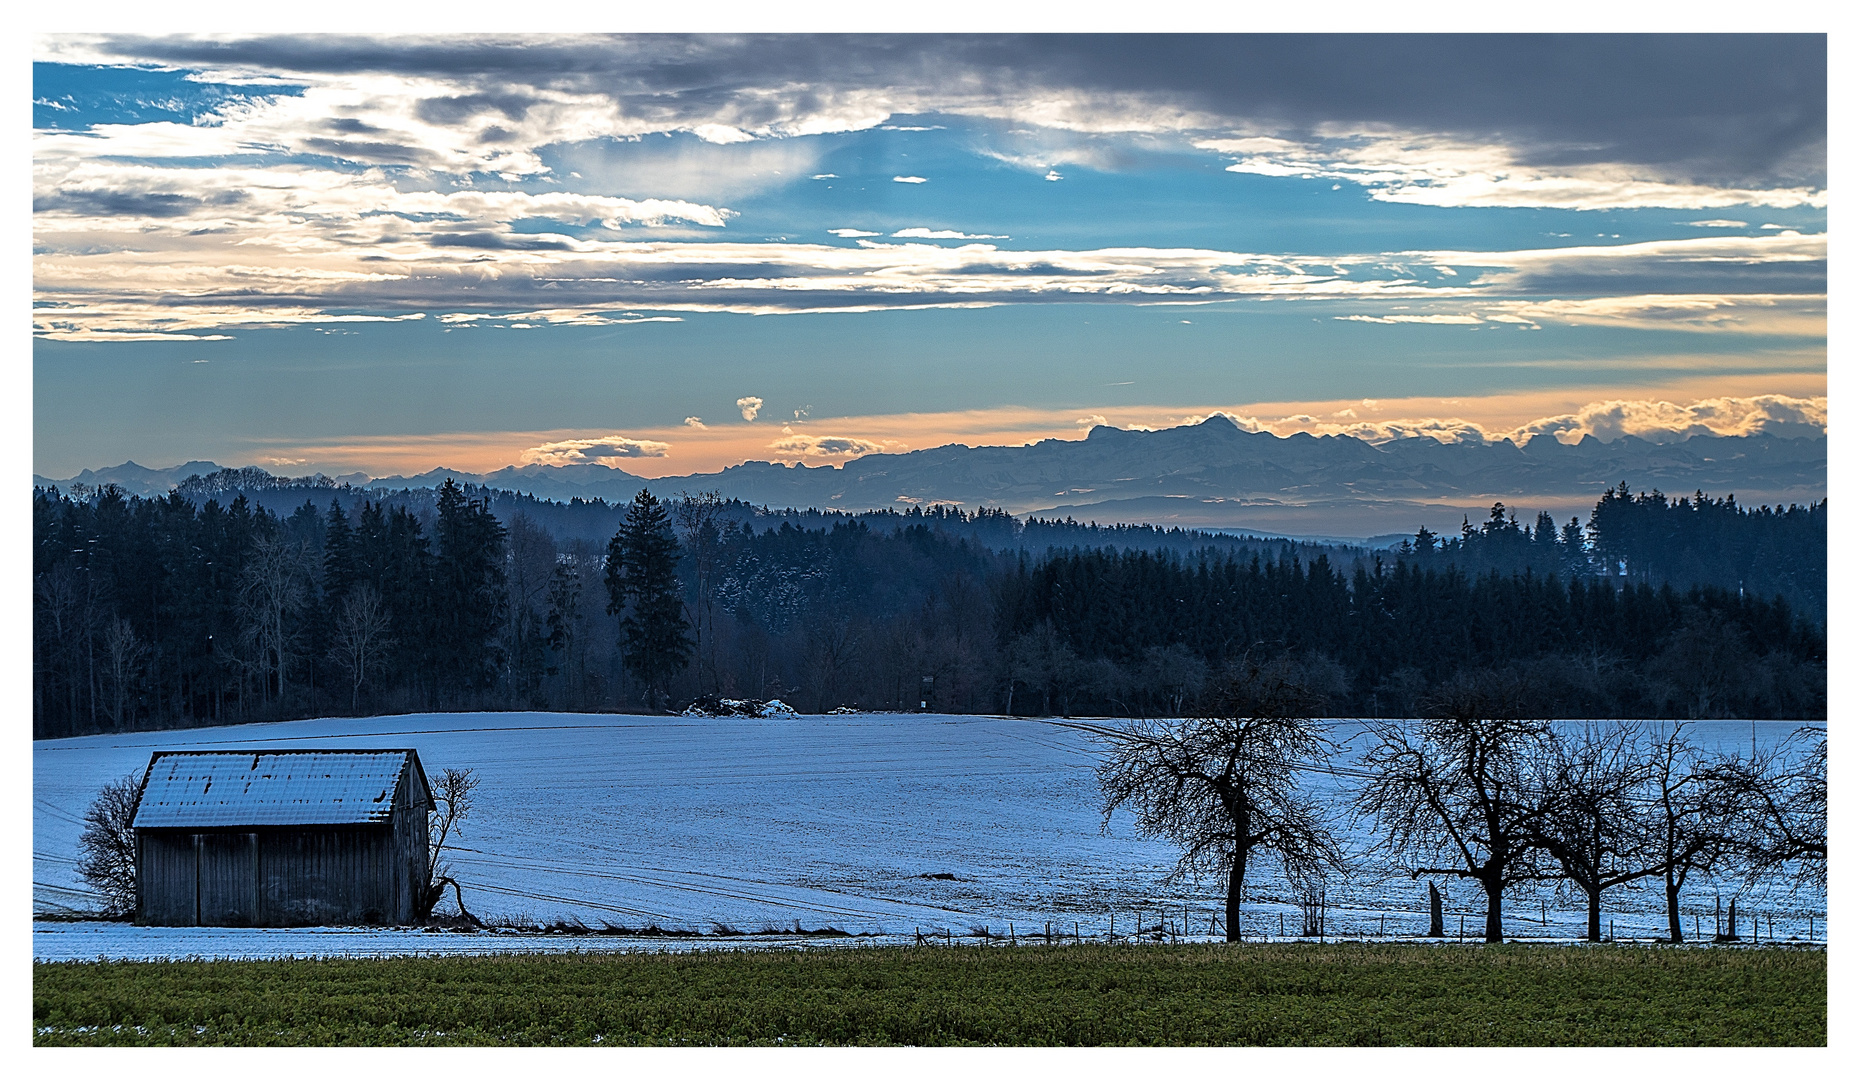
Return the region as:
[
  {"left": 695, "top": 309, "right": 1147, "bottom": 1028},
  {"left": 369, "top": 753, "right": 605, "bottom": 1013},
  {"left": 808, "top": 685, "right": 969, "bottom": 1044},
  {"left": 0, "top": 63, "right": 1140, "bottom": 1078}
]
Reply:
[
  {"left": 1165, "top": 394, "right": 1825, "bottom": 447},
  {"left": 520, "top": 434, "right": 672, "bottom": 465},
  {"left": 32, "top": 35, "right": 1826, "bottom": 340}
]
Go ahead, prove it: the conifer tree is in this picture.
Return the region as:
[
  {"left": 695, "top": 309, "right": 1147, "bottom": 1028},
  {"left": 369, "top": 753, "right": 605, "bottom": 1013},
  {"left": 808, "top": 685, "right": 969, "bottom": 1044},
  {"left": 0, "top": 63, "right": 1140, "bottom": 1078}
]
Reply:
[
  {"left": 605, "top": 489, "right": 692, "bottom": 710},
  {"left": 433, "top": 479, "right": 508, "bottom": 696}
]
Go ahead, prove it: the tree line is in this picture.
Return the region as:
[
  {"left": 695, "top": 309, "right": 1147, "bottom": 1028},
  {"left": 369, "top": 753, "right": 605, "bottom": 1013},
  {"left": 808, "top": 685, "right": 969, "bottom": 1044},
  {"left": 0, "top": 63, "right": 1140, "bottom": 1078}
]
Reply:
[
  {"left": 33, "top": 479, "right": 1825, "bottom": 738},
  {"left": 1096, "top": 655, "right": 1825, "bottom": 943}
]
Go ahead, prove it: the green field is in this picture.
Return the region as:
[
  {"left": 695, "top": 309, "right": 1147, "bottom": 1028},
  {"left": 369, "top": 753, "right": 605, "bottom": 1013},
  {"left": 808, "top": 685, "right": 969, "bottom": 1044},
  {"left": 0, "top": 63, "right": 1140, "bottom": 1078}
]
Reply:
[{"left": 33, "top": 942, "right": 1825, "bottom": 1046}]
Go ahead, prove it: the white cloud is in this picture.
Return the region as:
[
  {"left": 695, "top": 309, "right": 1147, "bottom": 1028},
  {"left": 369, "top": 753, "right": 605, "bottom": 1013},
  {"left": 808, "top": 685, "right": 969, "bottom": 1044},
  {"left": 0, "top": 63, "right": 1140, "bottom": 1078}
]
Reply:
[
  {"left": 1686, "top": 219, "right": 1749, "bottom": 228},
  {"left": 1196, "top": 133, "right": 1825, "bottom": 211},
  {"left": 1336, "top": 314, "right": 1484, "bottom": 325},
  {"left": 30, "top": 148, "right": 1823, "bottom": 335},
  {"left": 811, "top": 174, "right": 839, "bottom": 180},
  {"left": 682, "top": 416, "right": 706, "bottom": 428},
  {"left": 767, "top": 433, "right": 890, "bottom": 459},
  {"left": 689, "top": 124, "right": 755, "bottom": 144},
  {"left": 1162, "top": 394, "right": 1827, "bottom": 447},
  {"left": 1076, "top": 414, "right": 1109, "bottom": 428},
  {"left": 829, "top": 228, "right": 881, "bottom": 237},
  {"left": 891, "top": 228, "right": 1008, "bottom": 240},
  {"left": 520, "top": 434, "right": 671, "bottom": 465},
  {"left": 1506, "top": 395, "right": 1827, "bottom": 445},
  {"left": 892, "top": 175, "right": 928, "bottom": 184},
  {"left": 736, "top": 396, "right": 763, "bottom": 422},
  {"left": 1044, "top": 170, "right": 1063, "bottom": 181}
]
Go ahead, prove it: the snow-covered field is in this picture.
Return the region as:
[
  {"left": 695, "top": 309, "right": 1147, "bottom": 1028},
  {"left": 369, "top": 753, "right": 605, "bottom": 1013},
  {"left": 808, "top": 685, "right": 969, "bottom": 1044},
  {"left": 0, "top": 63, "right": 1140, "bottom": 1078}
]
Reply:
[{"left": 34, "top": 712, "right": 1824, "bottom": 961}]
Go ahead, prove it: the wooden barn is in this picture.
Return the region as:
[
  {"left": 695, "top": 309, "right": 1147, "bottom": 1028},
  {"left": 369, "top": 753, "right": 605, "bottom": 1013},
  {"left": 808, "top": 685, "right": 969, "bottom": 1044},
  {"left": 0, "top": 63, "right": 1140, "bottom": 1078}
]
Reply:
[{"left": 131, "top": 748, "right": 433, "bottom": 927}]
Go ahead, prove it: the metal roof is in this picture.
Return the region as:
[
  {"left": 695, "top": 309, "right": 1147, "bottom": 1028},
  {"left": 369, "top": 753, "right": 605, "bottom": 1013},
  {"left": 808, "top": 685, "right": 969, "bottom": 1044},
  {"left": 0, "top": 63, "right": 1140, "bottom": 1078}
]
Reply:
[{"left": 131, "top": 749, "right": 431, "bottom": 829}]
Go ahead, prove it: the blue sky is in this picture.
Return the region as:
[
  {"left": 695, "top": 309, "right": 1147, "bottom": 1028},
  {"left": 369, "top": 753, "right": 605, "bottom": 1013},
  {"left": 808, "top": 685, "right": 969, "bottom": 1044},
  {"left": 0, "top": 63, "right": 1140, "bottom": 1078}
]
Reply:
[{"left": 32, "top": 34, "right": 1826, "bottom": 477}]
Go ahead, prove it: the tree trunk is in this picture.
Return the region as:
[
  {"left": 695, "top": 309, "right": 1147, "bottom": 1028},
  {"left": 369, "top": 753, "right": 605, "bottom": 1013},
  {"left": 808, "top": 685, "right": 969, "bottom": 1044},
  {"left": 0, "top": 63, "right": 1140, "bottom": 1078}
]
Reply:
[
  {"left": 1482, "top": 877, "right": 1504, "bottom": 943},
  {"left": 1587, "top": 887, "right": 1603, "bottom": 943},
  {"left": 1428, "top": 882, "right": 1444, "bottom": 937},
  {"left": 1666, "top": 878, "right": 1683, "bottom": 943},
  {"left": 1224, "top": 823, "right": 1248, "bottom": 942}
]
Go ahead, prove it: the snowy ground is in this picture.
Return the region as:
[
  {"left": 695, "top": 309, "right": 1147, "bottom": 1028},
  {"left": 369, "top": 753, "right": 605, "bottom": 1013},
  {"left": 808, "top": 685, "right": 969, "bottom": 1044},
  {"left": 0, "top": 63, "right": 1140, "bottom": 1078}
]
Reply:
[{"left": 34, "top": 712, "right": 1824, "bottom": 961}]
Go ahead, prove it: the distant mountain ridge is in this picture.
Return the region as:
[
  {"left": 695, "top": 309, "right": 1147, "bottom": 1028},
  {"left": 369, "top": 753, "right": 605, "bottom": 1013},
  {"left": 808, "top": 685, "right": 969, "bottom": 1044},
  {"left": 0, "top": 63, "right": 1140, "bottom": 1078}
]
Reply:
[{"left": 36, "top": 419, "right": 1826, "bottom": 538}]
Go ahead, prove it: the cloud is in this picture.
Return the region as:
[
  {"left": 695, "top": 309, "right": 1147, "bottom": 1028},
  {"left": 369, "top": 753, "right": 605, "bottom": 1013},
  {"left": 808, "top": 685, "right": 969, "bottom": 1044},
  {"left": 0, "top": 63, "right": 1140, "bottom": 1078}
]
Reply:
[
  {"left": 30, "top": 113, "right": 1823, "bottom": 337},
  {"left": 892, "top": 175, "right": 928, "bottom": 184},
  {"left": 1198, "top": 394, "right": 1828, "bottom": 447},
  {"left": 1076, "top": 414, "right": 1109, "bottom": 428},
  {"left": 39, "top": 34, "right": 1822, "bottom": 204},
  {"left": 1505, "top": 394, "right": 1827, "bottom": 445},
  {"left": 1044, "top": 170, "right": 1063, "bottom": 181},
  {"left": 766, "top": 433, "right": 888, "bottom": 459},
  {"left": 1336, "top": 314, "right": 1484, "bottom": 325},
  {"left": 891, "top": 228, "right": 1008, "bottom": 239},
  {"left": 811, "top": 173, "right": 838, "bottom": 179},
  {"left": 1687, "top": 219, "right": 1749, "bottom": 228},
  {"left": 736, "top": 396, "right": 763, "bottom": 422},
  {"left": 520, "top": 434, "right": 671, "bottom": 465},
  {"left": 1201, "top": 133, "right": 1824, "bottom": 211},
  {"left": 829, "top": 228, "right": 881, "bottom": 237},
  {"left": 683, "top": 416, "right": 705, "bottom": 428}
]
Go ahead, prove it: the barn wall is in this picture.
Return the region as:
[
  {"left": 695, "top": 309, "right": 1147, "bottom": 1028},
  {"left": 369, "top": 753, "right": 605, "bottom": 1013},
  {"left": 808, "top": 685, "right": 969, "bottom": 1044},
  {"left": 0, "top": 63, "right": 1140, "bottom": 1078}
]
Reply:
[
  {"left": 138, "top": 826, "right": 398, "bottom": 926},
  {"left": 258, "top": 826, "right": 395, "bottom": 925},
  {"left": 390, "top": 762, "right": 430, "bottom": 922},
  {"left": 136, "top": 832, "right": 198, "bottom": 925},
  {"left": 198, "top": 832, "right": 260, "bottom": 925}
]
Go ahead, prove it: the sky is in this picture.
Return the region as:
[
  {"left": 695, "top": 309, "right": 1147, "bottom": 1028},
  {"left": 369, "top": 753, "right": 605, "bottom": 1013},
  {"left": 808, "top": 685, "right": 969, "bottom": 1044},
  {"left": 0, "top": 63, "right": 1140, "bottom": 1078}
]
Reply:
[{"left": 31, "top": 33, "right": 1828, "bottom": 479}]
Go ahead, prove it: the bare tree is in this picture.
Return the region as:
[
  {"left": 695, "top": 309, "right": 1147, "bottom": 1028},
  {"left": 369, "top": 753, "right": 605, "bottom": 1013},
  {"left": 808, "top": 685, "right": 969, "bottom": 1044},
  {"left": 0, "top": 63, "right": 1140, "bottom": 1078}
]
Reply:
[
  {"left": 503, "top": 513, "right": 559, "bottom": 699},
  {"left": 1727, "top": 727, "right": 1826, "bottom": 893},
  {"left": 803, "top": 614, "right": 860, "bottom": 712},
  {"left": 328, "top": 585, "right": 394, "bottom": 713},
  {"left": 102, "top": 617, "right": 147, "bottom": 731},
  {"left": 1643, "top": 723, "right": 1745, "bottom": 943},
  {"left": 419, "top": 766, "right": 482, "bottom": 924},
  {"left": 1525, "top": 723, "right": 1661, "bottom": 942},
  {"left": 1006, "top": 621, "right": 1077, "bottom": 716},
  {"left": 673, "top": 490, "right": 727, "bottom": 694},
  {"left": 76, "top": 772, "right": 143, "bottom": 917},
  {"left": 237, "top": 534, "right": 311, "bottom": 704},
  {"left": 1354, "top": 673, "right": 1553, "bottom": 943},
  {"left": 1097, "top": 655, "right": 1344, "bottom": 942},
  {"left": 1140, "top": 644, "right": 1208, "bottom": 717}
]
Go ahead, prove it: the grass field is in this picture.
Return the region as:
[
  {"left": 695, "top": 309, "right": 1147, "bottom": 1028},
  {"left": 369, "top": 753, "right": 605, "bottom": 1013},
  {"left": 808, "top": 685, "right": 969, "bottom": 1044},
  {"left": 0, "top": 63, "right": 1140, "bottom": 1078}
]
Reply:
[{"left": 33, "top": 942, "right": 1825, "bottom": 1046}]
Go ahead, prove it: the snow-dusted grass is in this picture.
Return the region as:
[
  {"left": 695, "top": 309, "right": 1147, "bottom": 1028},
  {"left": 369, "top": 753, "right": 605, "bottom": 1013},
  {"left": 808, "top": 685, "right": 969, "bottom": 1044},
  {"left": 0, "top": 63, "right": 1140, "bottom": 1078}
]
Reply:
[
  {"left": 34, "top": 944, "right": 1828, "bottom": 1046},
  {"left": 34, "top": 712, "right": 1824, "bottom": 961}
]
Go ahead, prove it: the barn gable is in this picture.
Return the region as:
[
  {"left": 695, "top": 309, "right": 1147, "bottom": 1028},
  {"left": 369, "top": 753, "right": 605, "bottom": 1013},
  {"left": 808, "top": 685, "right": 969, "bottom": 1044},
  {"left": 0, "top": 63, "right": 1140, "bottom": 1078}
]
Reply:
[{"left": 133, "top": 750, "right": 434, "bottom": 829}]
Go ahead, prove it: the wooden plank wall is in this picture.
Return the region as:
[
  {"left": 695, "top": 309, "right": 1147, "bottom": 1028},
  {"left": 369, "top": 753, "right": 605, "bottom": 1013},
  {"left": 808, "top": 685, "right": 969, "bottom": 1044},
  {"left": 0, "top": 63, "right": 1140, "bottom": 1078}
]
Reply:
[{"left": 136, "top": 832, "right": 198, "bottom": 925}]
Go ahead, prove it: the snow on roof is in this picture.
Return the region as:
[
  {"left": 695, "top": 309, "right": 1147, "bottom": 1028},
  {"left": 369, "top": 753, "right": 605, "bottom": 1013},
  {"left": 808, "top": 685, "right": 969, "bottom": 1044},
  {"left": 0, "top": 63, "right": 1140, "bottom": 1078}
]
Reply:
[{"left": 132, "top": 750, "right": 426, "bottom": 829}]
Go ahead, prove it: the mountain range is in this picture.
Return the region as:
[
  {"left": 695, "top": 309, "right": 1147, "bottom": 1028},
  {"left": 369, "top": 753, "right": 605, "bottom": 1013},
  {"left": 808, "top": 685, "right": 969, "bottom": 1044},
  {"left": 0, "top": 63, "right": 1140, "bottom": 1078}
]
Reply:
[{"left": 37, "top": 419, "right": 1826, "bottom": 539}]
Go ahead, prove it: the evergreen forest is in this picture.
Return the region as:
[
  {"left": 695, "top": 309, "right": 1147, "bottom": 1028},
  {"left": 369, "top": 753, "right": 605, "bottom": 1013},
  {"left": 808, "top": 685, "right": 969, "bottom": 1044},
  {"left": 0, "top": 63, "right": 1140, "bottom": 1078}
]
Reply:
[{"left": 33, "top": 476, "right": 1826, "bottom": 738}]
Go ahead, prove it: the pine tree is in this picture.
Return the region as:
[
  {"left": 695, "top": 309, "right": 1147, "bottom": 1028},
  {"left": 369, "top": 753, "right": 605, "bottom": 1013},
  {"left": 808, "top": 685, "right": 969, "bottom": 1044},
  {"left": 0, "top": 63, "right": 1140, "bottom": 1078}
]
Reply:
[
  {"left": 433, "top": 479, "right": 508, "bottom": 697},
  {"left": 605, "top": 489, "right": 692, "bottom": 710}
]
